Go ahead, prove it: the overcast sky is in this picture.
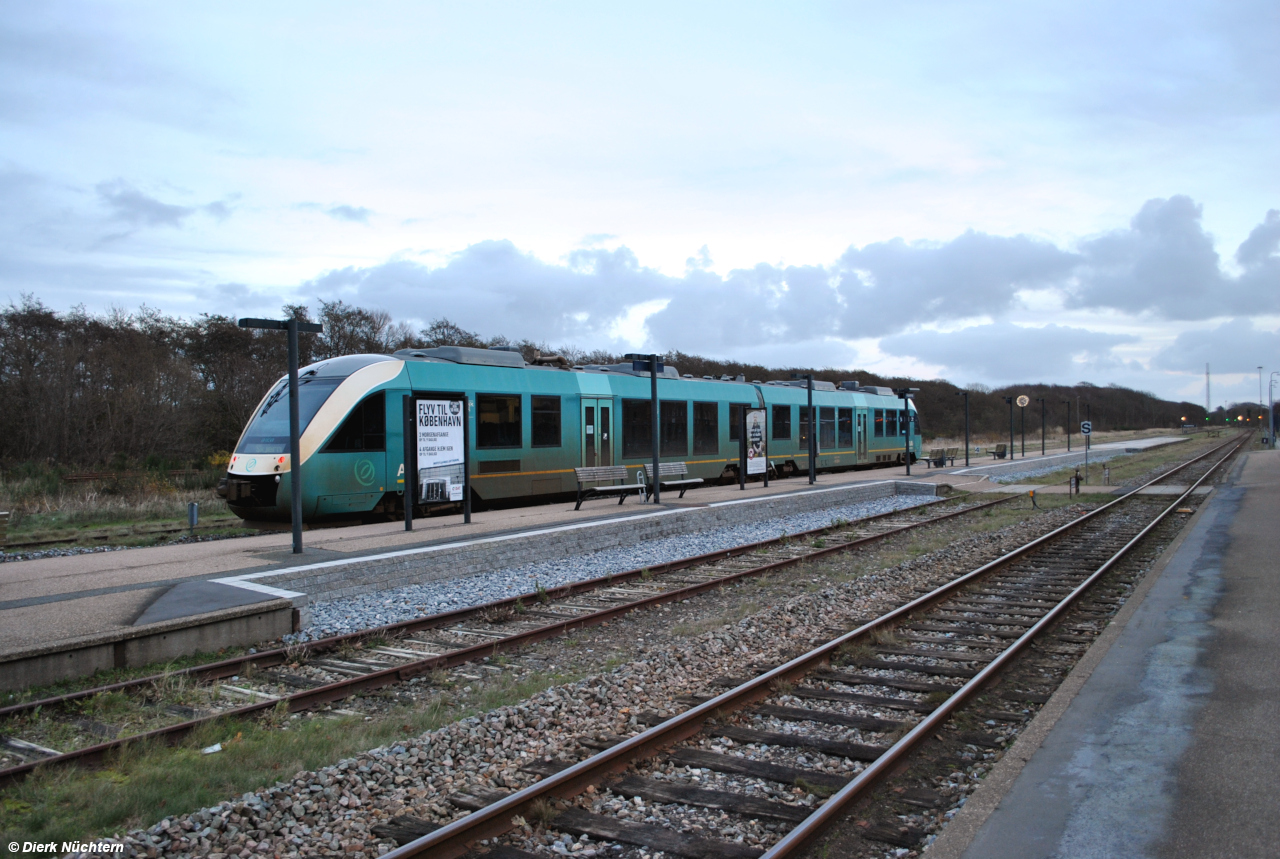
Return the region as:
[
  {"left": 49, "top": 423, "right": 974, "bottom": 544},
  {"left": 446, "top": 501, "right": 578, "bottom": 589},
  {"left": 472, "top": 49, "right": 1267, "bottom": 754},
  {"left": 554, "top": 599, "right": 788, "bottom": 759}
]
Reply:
[{"left": 2, "top": 1, "right": 1277, "bottom": 407}]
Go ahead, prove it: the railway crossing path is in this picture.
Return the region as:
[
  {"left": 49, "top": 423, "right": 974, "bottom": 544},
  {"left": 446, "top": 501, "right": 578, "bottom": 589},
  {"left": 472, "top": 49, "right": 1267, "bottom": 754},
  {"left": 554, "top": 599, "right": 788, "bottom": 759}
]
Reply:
[{"left": 930, "top": 446, "right": 1280, "bottom": 858}]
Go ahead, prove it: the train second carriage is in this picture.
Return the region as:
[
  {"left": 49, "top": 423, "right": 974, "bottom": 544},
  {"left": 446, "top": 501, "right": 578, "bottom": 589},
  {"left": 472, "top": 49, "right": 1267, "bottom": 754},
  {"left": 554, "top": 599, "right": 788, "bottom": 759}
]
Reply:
[{"left": 217, "top": 347, "right": 923, "bottom": 522}]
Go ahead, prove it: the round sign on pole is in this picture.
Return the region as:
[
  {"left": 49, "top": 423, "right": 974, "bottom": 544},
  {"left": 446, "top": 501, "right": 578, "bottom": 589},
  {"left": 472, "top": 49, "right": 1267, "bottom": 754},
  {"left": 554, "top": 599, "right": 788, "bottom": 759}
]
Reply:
[
  {"left": 1081, "top": 420, "right": 1092, "bottom": 435},
  {"left": 1016, "top": 395, "right": 1030, "bottom": 408}
]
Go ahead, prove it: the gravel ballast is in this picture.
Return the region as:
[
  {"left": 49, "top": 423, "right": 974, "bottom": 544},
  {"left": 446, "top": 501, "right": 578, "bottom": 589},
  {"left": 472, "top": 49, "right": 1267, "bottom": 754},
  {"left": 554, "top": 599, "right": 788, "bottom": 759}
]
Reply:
[
  {"left": 97, "top": 503, "right": 1092, "bottom": 859},
  {"left": 288, "top": 494, "right": 937, "bottom": 642}
]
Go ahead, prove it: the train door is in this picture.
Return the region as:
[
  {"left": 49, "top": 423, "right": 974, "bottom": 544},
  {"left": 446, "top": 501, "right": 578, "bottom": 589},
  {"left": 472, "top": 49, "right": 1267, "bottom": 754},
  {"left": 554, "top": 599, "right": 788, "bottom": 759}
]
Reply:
[
  {"left": 856, "top": 411, "right": 868, "bottom": 460},
  {"left": 581, "top": 398, "right": 613, "bottom": 467}
]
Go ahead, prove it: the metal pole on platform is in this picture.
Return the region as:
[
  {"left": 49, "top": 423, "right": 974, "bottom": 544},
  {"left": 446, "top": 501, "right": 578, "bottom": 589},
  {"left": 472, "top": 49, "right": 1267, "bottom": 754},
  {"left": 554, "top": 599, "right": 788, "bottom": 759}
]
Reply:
[
  {"left": 650, "top": 354, "right": 660, "bottom": 504},
  {"left": 1036, "top": 398, "right": 1046, "bottom": 456},
  {"left": 403, "top": 395, "right": 414, "bottom": 532},
  {"left": 239, "top": 316, "right": 322, "bottom": 554},
  {"left": 807, "top": 375, "right": 816, "bottom": 485},
  {"left": 1063, "top": 400, "right": 1071, "bottom": 452},
  {"left": 956, "top": 391, "right": 969, "bottom": 466}
]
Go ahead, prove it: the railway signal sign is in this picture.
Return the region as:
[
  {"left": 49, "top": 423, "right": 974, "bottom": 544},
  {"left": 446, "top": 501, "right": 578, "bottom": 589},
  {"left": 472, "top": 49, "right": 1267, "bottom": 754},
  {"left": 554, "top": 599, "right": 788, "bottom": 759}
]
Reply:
[
  {"left": 1081, "top": 420, "right": 1092, "bottom": 436},
  {"left": 1016, "top": 395, "right": 1030, "bottom": 408}
]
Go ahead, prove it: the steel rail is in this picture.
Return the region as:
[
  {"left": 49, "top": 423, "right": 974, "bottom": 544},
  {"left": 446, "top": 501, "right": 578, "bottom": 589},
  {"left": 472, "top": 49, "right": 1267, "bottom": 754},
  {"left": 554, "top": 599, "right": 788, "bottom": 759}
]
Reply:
[
  {"left": 0, "top": 493, "right": 1017, "bottom": 786},
  {"left": 760, "top": 432, "right": 1247, "bottom": 856},
  {"left": 0, "top": 493, "right": 966, "bottom": 721},
  {"left": 381, "top": 433, "right": 1245, "bottom": 859}
]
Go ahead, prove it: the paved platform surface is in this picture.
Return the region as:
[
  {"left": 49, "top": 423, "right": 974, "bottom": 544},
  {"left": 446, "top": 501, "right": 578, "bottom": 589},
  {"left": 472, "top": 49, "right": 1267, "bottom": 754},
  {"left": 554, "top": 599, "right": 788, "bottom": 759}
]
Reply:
[
  {"left": 0, "top": 466, "right": 943, "bottom": 657},
  {"left": 938, "top": 448, "right": 1278, "bottom": 858}
]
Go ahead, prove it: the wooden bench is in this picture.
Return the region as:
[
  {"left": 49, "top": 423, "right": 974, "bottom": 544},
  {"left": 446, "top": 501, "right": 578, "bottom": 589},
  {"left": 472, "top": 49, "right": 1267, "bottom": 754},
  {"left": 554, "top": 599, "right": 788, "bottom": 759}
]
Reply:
[
  {"left": 945, "top": 447, "right": 959, "bottom": 464},
  {"left": 925, "top": 448, "right": 947, "bottom": 468},
  {"left": 573, "top": 465, "right": 645, "bottom": 510},
  {"left": 990, "top": 443, "right": 1007, "bottom": 460},
  {"left": 641, "top": 462, "right": 704, "bottom": 501}
]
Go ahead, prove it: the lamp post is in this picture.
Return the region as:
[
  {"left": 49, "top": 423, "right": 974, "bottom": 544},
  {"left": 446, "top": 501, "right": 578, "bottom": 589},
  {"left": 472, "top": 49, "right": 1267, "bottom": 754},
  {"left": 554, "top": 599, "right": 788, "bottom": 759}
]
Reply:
[
  {"left": 955, "top": 390, "right": 970, "bottom": 466},
  {"left": 1062, "top": 400, "right": 1071, "bottom": 452},
  {"left": 1269, "top": 373, "right": 1278, "bottom": 444},
  {"left": 895, "top": 388, "right": 919, "bottom": 474},
  {"left": 1003, "top": 396, "right": 1014, "bottom": 459},
  {"left": 238, "top": 316, "right": 324, "bottom": 554},
  {"left": 1035, "top": 397, "right": 1046, "bottom": 455}
]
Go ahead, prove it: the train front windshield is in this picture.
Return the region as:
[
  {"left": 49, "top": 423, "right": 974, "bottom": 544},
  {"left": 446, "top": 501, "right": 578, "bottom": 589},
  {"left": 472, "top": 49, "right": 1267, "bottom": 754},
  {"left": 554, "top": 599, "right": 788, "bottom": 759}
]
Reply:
[{"left": 235, "top": 377, "right": 342, "bottom": 454}]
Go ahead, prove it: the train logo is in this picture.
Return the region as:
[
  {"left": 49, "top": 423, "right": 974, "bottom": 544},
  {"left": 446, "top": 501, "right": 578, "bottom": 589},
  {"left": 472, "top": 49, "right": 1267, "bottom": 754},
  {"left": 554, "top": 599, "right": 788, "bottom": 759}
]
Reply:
[
  {"left": 245, "top": 458, "right": 257, "bottom": 472},
  {"left": 354, "top": 459, "right": 376, "bottom": 486},
  {"left": 449, "top": 400, "right": 461, "bottom": 415}
]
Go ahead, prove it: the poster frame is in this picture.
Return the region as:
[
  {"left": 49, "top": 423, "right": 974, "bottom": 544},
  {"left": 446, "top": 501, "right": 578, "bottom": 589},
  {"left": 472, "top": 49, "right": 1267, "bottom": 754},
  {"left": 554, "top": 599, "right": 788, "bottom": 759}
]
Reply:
[{"left": 403, "top": 390, "right": 471, "bottom": 531}]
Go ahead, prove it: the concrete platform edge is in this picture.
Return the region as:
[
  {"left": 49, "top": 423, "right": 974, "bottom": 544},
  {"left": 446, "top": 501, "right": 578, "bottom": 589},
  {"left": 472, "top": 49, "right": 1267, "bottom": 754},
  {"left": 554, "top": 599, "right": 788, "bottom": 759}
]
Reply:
[
  {"left": 0, "top": 599, "right": 295, "bottom": 692},
  {"left": 923, "top": 486, "right": 1218, "bottom": 859}
]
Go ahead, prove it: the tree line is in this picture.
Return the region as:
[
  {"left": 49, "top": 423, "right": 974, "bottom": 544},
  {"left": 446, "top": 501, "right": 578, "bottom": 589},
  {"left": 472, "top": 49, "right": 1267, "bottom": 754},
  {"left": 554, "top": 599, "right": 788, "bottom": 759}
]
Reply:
[{"left": 0, "top": 297, "right": 1211, "bottom": 469}]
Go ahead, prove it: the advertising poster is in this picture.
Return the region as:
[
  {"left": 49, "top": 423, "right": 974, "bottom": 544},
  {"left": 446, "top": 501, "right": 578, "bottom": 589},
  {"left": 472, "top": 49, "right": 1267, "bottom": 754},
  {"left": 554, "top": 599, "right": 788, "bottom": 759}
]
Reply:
[
  {"left": 745, "top": 408, "right": 767, "bottom": 475},
  {"left": 416, "top": 399, "right": 466, "bottom": 502}
]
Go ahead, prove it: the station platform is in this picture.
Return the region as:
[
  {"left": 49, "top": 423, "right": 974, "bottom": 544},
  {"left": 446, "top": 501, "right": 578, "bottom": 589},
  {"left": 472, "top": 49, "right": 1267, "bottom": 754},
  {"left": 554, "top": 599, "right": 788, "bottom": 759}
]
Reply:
[
  {"left": 0, "top": 432, "right": 1188, "bottom": 689},
  {"left": 0, "top": 464, "right": 945, "bottom": 688},
  {"left": 931, "top": 447, "right": 1280, "bottom": 858}
]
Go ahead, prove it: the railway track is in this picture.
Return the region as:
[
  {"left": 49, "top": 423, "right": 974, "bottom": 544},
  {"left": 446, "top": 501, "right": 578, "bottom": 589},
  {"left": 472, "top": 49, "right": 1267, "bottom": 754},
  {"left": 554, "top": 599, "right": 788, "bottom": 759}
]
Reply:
[
  {"left": 368, "top": 433, "right": 1246, "bottom": 859},
  {"left": 0, "top": 491, "right": 1018, "bottom": 785}
]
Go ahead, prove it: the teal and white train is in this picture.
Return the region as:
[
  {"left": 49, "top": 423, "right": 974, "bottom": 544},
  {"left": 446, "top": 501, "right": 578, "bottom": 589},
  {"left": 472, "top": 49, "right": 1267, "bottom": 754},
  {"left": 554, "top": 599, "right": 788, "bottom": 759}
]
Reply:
[{"left": 217, "top": 346, "right": 922, "bottom": 522}]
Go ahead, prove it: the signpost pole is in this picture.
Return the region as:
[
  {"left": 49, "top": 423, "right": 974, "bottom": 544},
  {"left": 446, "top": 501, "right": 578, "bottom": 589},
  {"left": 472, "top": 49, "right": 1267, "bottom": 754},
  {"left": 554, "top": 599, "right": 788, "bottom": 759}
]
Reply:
[
  {"left": 650, "top": 354, "right": 660, "bottom": 505},
  {"left": 763, "top": 412, "right": 769, "bottom": 488},
  {"left": 1082, "top": 420, "right": 1092, "bottom": 484},
  {"left": 807, "top": 375, "right": 815, "bottom": 485},
  {"left": 1063, "top": 400, "right": 1071, "bottom": 452},
  {"left": 403, "top": 395, "right": 414, "bottom": 532},
  {"left": 463, "top": 398, "right": 471, "bottom": 524}
]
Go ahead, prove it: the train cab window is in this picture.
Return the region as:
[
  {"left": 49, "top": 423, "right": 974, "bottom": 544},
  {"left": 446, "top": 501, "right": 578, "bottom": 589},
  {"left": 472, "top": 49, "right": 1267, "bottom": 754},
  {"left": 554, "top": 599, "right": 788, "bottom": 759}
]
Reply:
[
  {"left": 622, "top": 399, "right": 652, "bottom": 458},
  {"left": 772, "top": 405, "right": 791, "bottom": 440},
  {"left": 885, "top": 409, "right": 898, "bottom": 438},
  {"left": 531, "top": 396, "right": 561, "bottom": 447},
  {"left": 693, "top": 402, "right": 718, "bottom": 454},
  {"left": 323, "top": 391, "right": 386, "bottom": 452},
  {"left": 478, "top": 394, "right": 521, "bottom": 449},
  {"left": 819, "top": 407, "right": 836, "bottom": 448},
  {"left": 660, "top": 400, "right": 688, "bottom": 457},
  {"left": 874, "top": 409, "right": 884, "bottom": 437},
  {"left": 838, "top": 408, "right": 853, "bottom": 448},
  {"left": 910, "top": 410, "right": 920, "bottom": 434}
]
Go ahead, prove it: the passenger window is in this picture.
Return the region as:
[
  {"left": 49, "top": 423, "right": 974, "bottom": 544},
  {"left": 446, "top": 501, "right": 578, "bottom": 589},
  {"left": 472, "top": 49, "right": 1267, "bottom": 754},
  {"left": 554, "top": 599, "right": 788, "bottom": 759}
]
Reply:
[
  {"left": 661, "top": 400, "right": 688, "bottom": 457},
  {"left": 819, "top": 407, "right": 836, "bottom": 448},
  {"left": 838, "top": 408, "right": 853, "bottom": 447},
  {"left": 531, "top": 396, "right": 561, "bottom": 447},
  {"left": 772, "top": 405, "right": 791, "bottom": 440},
  {"left": 874, "top": 409, "right": 884, "bottom": 437},
  {"left": 323, "top": 392, "right": 386, "bottom": 452},
  {"left": 622, "top": 398, "right": 652, "bottom": 458},
  {"left": 693, "top": 402, "right": 719, "bottom": 454},
  {"left": 478, "top": 394, "right": 521, "bottom": 449},
  {"left": 729, "top": 403, "right": 751, "bottom": 440}
]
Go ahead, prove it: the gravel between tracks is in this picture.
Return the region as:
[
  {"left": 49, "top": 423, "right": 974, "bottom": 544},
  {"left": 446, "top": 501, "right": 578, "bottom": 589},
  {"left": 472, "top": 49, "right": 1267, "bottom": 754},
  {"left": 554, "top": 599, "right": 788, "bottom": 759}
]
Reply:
[
  {"left": 985, "top": 451, "right": 1124, "bottom": 484},
  {"left": 288, "top": 494, "right": 937, "bottom": 642},
  {"left": 99, "top": 502, "right": 1088, "bottom": 859}
]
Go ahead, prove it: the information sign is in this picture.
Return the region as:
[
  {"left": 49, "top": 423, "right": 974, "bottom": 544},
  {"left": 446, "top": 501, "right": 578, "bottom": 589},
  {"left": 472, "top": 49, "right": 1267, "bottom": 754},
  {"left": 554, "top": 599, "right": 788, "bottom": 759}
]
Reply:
[
  {"left": 1016, "top": 395, "right": 1030, "bottom": 408},
  {"left": 1080, "top": 420, "right": 1092, "bottom": 436},
  {"left": 416, "top": 399, "right": 466, "bottom": 502},
  {"left": 745, "top": 409, "right": 767, "bottom": 475}
]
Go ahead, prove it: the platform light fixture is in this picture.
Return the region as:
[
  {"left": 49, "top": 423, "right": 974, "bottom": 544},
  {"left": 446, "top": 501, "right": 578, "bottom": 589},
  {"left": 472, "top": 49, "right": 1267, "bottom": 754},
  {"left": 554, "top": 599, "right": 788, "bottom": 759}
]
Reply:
[{"left": 238, "top": 317, "right": 324, "bottom": 554}]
